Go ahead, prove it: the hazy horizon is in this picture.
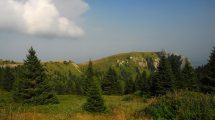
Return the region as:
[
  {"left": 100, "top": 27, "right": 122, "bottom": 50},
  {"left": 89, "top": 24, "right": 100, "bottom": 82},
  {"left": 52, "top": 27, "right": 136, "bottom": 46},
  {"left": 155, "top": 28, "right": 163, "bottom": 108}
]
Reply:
[{"left": 0, "top": 0, "right": 214, "bottom": 66}]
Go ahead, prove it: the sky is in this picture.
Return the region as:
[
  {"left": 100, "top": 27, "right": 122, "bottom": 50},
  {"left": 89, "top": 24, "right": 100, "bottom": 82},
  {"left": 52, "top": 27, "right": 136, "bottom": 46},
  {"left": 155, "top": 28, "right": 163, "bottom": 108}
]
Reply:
[{"left": 0, "top": 0, "right": 214, "bottom": 66}]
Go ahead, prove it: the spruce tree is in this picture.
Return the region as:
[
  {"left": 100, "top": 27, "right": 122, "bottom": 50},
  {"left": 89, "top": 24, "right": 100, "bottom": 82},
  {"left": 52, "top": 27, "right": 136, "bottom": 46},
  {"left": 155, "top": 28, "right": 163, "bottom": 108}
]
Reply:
[
  {"left": 200, "top": 47, "right": 215, "bottom": 94},
  {"left": 168, "top": 54, "right": 182, "bottom": 89},
  {"left": 101, "top": 67, "right": 120, "bottom": 95},
  {"left": 141, "top": 71, "right": 151, "bottom": 96},
  {"left": 0, "top": 67, "right": 2, "bottom": 89},
  {"left": 151, "top": 53, "right": 174, "bottom": 96},
  {"left": 134, "top": 70, "right": 151, "bottom": 96},
  {"left": 182, "top": 59, "right": 198, "bottom": 91},
  {"left": 13, "top": 47, "right": 59, "bottom": 105},
  {"left": 83, "top": 60, "right": 94, "bottom": 95},
  {"left": 1, "top": 67, "right": 15, "bottom": 91},
  {"left": 124, "top": 76, "right": 134, "bottom": 94},
  {"left": 83, "top": 62, "right": 106, "bottom": 112}
]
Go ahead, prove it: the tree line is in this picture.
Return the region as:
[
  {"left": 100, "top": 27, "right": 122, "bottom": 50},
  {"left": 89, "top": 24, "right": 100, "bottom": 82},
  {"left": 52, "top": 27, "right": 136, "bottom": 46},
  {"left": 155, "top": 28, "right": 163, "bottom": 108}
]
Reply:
[{"left": 0, "top": 46, "right": 214, "bottom": 112}]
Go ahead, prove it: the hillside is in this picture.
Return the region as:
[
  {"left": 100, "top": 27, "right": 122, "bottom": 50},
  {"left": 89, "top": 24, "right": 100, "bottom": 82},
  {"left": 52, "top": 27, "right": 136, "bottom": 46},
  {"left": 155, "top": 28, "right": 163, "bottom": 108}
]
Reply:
[
  {"left": 44, "top": 61, "right": 82, "bottom": 76},
  {"left": 0, "top": 52, "right": 187, "bottom": 77},
  {"left": 79, "top": 52, "right": 160, "bottom": 77}
]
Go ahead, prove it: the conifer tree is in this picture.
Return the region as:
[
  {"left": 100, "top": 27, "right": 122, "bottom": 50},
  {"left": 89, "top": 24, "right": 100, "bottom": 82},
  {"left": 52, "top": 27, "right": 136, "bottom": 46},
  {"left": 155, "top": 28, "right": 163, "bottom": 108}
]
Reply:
[
  {"left": 200, "top": 47, "right": 215, "bottom": 94},
  {"left": 182, "top": 59, "right": 198, "bottom": 91},
  {"left": 86, "top": 60, "right": 94, "bottom": 79},
  {"left": 151, "top": 53, "right": 174, "bottom": 96},
  {"left": 83, "top": 60, "right": 94, "bottom": 95},
  {"left": 1, "top": 67, "right": 15, "bottom": 91},
  {"left": 141, "top": 71, "right": 151, "bottom": 96},
  {"left": 101, "top": 67, "right": 120, "bottom": 95},
  {"left": 124, "top": 76, "right": 134, "bottom": 94},
  {"left": 0, "top": 67, "right": 2, "bottom": 89},
  {"left": 83, "top": 62, "right": 106, "bottom": 112},
  {"left": 134, "top": 70, "right": 151, "bottom": 96},
  {"left": 13, "top": 47, "right": 59, "bottom": 105},
  {"left": 168, "top": 54, "right": 182, "bottom": 89}
]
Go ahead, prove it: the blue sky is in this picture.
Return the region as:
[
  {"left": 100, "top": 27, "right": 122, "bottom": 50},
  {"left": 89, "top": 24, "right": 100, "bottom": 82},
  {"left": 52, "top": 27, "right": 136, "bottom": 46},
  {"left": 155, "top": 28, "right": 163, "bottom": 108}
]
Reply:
[{"left": 0, "top": 0, "right": 214, "bottom": 66}]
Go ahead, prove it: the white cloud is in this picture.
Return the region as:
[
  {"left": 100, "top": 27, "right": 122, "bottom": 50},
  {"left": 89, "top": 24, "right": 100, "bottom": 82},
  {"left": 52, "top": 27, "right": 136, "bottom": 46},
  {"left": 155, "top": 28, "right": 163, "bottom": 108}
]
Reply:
[{"left": 0, "top": 0, "right": 89, "bottom": 38}]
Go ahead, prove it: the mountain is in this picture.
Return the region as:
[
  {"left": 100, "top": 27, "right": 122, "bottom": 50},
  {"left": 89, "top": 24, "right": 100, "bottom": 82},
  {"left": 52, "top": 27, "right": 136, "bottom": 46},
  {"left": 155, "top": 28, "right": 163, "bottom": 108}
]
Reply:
[
  {"left": 0, "top": 52, "right": 187, "bottom": 77},
  {"left": 79, "top": 52, "right": 160, "bottom": 71}
]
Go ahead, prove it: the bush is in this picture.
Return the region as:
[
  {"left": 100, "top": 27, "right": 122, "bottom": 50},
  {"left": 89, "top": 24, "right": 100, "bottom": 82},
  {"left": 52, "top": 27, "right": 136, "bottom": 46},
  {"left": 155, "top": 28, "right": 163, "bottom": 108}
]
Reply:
[{"left": 135, "top": 90, "right": 215, "bottom": 120}]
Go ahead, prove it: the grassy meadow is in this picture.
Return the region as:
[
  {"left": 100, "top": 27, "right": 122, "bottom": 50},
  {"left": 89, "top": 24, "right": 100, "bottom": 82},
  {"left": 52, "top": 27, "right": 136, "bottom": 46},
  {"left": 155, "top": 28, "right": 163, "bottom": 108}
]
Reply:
[{"left": 0, "top": 90, "right": 151, "bottom": 120}]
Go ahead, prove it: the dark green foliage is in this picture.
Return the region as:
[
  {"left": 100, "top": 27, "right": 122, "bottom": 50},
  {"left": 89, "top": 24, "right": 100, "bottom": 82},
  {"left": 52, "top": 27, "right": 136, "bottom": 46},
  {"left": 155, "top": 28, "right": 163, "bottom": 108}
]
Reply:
[
  {"left": 200, "top": 47, "right": 215, "bottom": 94},
  {"left": 124, "top": 77, "right": 134, "bottom": 94},
  {"left": 86, "top": 60, "right": 94, "bottom": 79},
  {"left": 196, "top": 65, "right": 207, "bottom": 82},
  {"left": 0, "top": 67, "right": 3, "bottom": 89},
  {"left": 151, "top": 53, "right": 175, "bottom": 96},
  {"left": 83, "top": 62, "right": 106, "bottom": 112},
  {"left": 141, "top": 71, "right": 151, "bottom": 96},
  {"left": 13, "top": 47, "right": 59, "bottom": 105},
  {"left": 101, "top": 67, "right": 121, "bottom": 95},
  {"left": 83, "top": 78, "right": 106, "bottom": 113},
  {"left": 134, "top": 70, "right": 151, "bottom": 96},
  {"left": 182, "top": 59, "right": 198, "bottom": 91},
  {"left": 47, "top": 71, "right": 81, "bottom": 95},
  {"left": 82, "top": 60, "right": 94, "bottom": 95},
  {"left": 168, "top": 54, "right": 182, "bottom": 89},
  {"left": 138, "top": 91, "right": 215, "bottom": 120},
  {"left": 1, "top": 67, "right": 15, "bottom": 91}
]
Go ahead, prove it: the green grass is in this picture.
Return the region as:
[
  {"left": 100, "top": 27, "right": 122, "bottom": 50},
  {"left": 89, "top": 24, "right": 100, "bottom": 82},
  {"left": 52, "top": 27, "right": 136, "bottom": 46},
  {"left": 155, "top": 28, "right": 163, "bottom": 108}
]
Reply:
[
  {"left": 44, "top": 61, "right": 82, "bottom": 76},
  {"left": 0, "top": 90, "right": 148, "bottom": 120},
  {"left": 79, "top": 52, "right": 159, "bottom": 70}
]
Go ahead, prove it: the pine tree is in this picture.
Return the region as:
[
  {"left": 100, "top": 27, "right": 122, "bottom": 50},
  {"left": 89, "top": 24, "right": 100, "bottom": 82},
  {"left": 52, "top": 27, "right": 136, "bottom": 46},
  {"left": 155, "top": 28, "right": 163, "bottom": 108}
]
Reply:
[
  {"left": 124, "top": 76, "right": 134, "bottom": 94},
  {"left": 86, "top": 60, "right": 94, "bottom": 79},
  {"left": 101, "top": 67, "right": 120, "bottom": 95},
  {"left": 0, "top": 67, "right": 4, "bottom": 89},
  {"left": 13, "top": 47, "right": 59, "bottom": 105},
  {"left": 83, "top": 60, "right": 94, "bottom": 95},
  {"left": 182, "top": 59, "right": 198, "bottom": 91},
  {"left": 83, "top": 63, "right": 106, "bottom": 112},
  {"left": 151, "top": 53, "right": 175, "bottom": 96},
  {"left": 150, "top": 72, "right": 159, "bottom": 96},
  {"left": 141, "top": 71, "right": 151, "bottom": 96},
  {"left": 134, "top": 70, "right": 151, "bottom": 96},
  {"left": 168, "top": 54, "right": 182, "bottom": 89},
  {"left": 200, "top": 47, "right": 215, "bottom": 94},
  {"left": 1, "top": 67, "right": 15, "bottom": 91}
]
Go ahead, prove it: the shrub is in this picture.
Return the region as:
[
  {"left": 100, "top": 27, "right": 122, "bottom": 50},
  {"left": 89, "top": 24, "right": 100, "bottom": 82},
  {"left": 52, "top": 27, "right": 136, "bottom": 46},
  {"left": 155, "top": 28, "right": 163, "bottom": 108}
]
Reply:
[{"left": 135, "top": 90, "right": 215, "bottom": 120}]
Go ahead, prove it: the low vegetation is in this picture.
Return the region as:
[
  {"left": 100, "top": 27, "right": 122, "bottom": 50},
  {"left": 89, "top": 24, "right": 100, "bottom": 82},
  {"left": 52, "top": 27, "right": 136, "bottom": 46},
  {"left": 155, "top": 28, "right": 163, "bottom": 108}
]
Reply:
[
  {"left": 135, "top": 91, "right": 215, "bottom": 120},
  {"left": 0, "top": 89, "right": 147, "bottom": 120}
]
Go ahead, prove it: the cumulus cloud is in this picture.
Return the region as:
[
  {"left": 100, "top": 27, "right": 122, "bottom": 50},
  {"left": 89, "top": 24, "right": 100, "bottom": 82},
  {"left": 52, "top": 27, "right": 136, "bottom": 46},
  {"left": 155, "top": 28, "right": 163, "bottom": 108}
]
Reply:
[{"left": 0, "top": 0, "right": 89, "bottom": 38}]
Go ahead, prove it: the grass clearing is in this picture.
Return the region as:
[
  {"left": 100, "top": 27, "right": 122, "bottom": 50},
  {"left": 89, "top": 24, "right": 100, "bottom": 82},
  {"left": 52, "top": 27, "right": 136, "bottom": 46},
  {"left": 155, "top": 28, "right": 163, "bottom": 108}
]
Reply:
[{"left": 0, "top": 90, "right": 149, "bottom": 120}]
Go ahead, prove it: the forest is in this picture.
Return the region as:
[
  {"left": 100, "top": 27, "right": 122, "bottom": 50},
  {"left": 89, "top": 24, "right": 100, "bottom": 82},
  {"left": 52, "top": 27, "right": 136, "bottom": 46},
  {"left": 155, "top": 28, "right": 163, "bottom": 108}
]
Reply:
[{"left": 0, "top": 46, "right": 214, "bottom": 120}]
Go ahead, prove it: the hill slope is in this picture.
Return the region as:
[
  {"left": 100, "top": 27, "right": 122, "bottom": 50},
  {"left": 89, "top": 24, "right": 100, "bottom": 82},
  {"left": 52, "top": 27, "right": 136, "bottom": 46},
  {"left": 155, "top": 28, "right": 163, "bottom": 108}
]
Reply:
[
  {"left": 44, "top": 61, "right": 82, "bottom": 76},
  {"left": 79, "top": 52, "right": 160, "bottom": 72},
  {"left": 1, "top": 52, "right": 187, "bottom": 77}
]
